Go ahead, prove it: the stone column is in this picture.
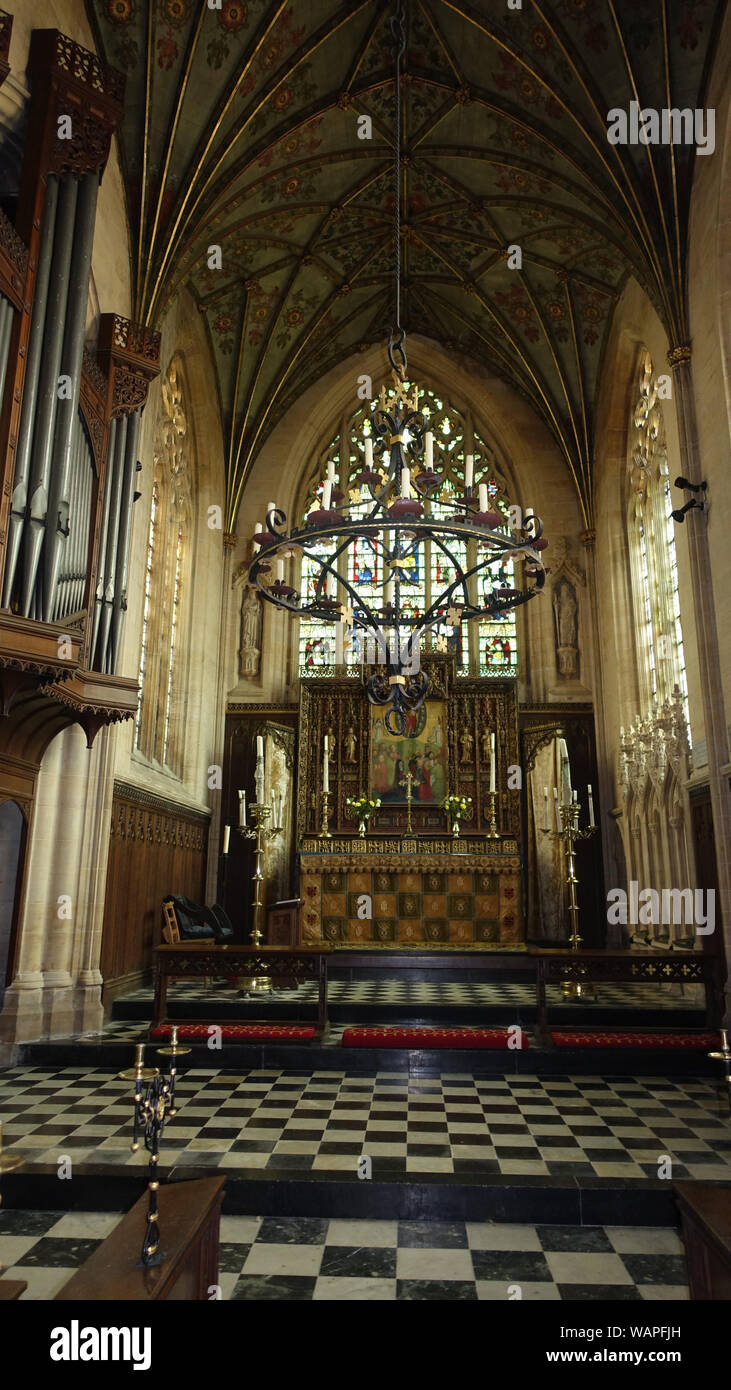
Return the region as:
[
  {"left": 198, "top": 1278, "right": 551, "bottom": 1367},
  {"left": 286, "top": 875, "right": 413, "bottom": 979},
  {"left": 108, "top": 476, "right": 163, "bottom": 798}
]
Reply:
[{"left": 669, "top": 347, "right": 731, "bottom": 1020}]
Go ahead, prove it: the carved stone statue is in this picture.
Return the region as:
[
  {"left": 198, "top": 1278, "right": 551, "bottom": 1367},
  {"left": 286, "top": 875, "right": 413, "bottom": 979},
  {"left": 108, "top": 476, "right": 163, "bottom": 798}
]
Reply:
[
  {"left": 240, "top": 585, "right": 262, "bottom": 679},
  {"left": 344, "top": 725, "right": 357, "bottom": 762},
  {"left": 480, "top": 728, "right": 491, "bottom": 763},
  {"left": 553, "top": 579, "right": 578, "bottom": 679},
  {"left": 325, "top": 725, "right": 336, "bottom": 760},
  {"left": 460, "top": 728, "right": 474, "bottom": 764}
]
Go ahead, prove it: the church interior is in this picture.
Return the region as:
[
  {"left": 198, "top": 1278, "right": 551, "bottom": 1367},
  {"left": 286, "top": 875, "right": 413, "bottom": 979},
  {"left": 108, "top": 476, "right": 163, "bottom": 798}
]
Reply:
[{"left": 0, "top": 0, "right": 729, "bottom": 1313}]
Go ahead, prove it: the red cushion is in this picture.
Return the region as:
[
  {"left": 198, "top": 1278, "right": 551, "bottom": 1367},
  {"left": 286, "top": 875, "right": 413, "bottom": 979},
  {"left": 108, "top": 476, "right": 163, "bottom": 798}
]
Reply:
[
  {"left": 341, "top": 1026, "right": 528, "bottom": 1050},
  {"left": 150, "top": 1023, "right": 316, "bottom": 1041},
  {"left": 551, "top": 1031, "right": 722, "bottom": 1049}
]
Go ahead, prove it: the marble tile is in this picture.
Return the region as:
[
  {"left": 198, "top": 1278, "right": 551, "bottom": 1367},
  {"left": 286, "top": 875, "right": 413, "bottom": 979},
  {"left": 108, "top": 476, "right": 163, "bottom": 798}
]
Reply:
[
  {"left": 545, "top": 1252, "right": 634, "bottom": 1285},
  {"left": 313, "top": 1277, "right": 396, "bottom": 1300}
]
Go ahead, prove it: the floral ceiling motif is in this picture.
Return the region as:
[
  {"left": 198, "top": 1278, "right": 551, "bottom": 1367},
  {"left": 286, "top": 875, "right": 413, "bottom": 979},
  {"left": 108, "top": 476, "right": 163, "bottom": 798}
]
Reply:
[{"left": 86, "top": 0, "right": 723, "bottom": 528}]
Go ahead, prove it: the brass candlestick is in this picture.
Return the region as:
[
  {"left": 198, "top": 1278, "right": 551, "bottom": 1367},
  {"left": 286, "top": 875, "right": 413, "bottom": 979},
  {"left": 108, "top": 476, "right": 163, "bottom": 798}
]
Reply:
[
  {"left": 399, "top": 770, "right": 414, "bottom": 833},
  {"left": 119, "top": 1029, "right": 190, "bottom": 1267},
  {"left": 709, "top": 1029, "right": 731, "bottom": 1115},
  {"left": 486, "top": 790, "right": 500, "bottom": 839},
  {"left": 320, "top": 789, "right": 331, "bottom": 839},
  {"left": 543, "top": 796, "right": 596, "bottom": 999},
  {"left": 240, "top": 802, "right": 281, "bottom": 993}
]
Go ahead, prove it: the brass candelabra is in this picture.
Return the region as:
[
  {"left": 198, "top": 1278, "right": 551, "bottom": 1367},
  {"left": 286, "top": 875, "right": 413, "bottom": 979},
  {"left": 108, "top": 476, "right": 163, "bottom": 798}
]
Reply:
[
  {"left": 543, "top": 794, "right": 596, "bottom": 999},
  {"left": 486, "top": 790, "right": 500, "bottom": 840},
  {"left": 399, "top": 770, "right": 414, "bottom": 834},
  {"left": 709, "top": 1029, "right": 731, "bottom": 1115},
  {"left": 119, "top": 1027, "right": 191, "bottom": 1267},
  {"left": 239, "top": 802, "right": 282, "bottom": 993},
  {"left": 320, "top": 790, "right": 331, "bottom": 839}
]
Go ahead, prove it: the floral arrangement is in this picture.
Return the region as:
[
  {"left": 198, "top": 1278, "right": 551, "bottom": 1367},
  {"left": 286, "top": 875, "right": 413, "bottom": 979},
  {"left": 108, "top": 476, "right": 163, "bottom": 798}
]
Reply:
[
  {"left": 346, "top": 795, "right": 381, "bottom": 819},
  {"left": 441, "top": 794, "right": 473, "bottom": 820}
]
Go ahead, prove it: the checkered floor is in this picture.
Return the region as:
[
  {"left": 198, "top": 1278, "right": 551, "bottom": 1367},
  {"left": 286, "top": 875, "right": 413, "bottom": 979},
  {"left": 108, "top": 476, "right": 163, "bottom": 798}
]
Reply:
[
  {"left": 120, "top": 980, "right": 702, "bottom": 1009},
  {"left": 0, "top": 1210, "right": 690, "bottom": 1301},
  {"left": 1, "top": 1067, "right": 728, "bottom": 1179}
]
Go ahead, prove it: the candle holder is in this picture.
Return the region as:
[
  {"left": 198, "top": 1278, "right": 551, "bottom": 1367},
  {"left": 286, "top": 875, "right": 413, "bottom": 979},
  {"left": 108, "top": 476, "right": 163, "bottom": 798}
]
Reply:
[
  {"left": 320, "top": 789, "right": 332, "bottom": 839},
  {"left": 239, "top": 802, "right": 282, "bottom": 993},
  {"left": 486, "top": 790, "right": 500, "bottom": 840},
  {"left": 543, "top": 795, "right": 596, "bottom": 999},
  {"left": 119, "top": 1028, "right": 191, "bottom": 1268},
  {"left": 709, "top": 1029, "right": 731, "bottom": 1116},
  {"left": 399, "top": 771, "right": 414, "bottom": 834}
]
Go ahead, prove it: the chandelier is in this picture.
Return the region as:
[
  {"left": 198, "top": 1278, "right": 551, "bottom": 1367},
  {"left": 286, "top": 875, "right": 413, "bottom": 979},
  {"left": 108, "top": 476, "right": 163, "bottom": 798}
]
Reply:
[{"left": 246, "top": 0, "right": 548, "bottom": 736}]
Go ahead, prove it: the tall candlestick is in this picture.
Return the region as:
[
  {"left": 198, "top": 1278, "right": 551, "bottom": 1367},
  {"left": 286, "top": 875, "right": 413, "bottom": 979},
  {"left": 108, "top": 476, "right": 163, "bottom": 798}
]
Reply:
[
  {"left": 543, "top": 786, "right": 549, "bottom": 833},
  {"left": 256, "top": 735, "right": 264, "bottom": 760},
  {"left": 327, "top": 459, "right": 336, "bottom": 482},
  {"left": 489, "top": 732, "right": 496, "bottom": 793},
  {"left": 479, "top": 482, "right": 488, "bottom": 513},
  {"left": 425, "top": 432, "right": 433, "bottom": 467},
  {"left": 276, "top": 559, "right": 284, "bottom": 583},
  {"left": 238, "top": 789, "right": 246, "bottom": 826},
  {"left": 587, "top": 783, "right": 595, "bottom": 828},
  {"left": 401, "top": 466, "right": 410, "bottom": 499},
  {"left": 326, "top": 572, "right": 337, "bottom": 598},
  {"left": 364, "top": 435, "right": 373, "bottom": 468},
  {"left": 323, "top": 747, "right": 329, "bottom": 793},
  {"left": 464, "top": 454, "right": 474, "bottom": 489},
  {"left": 385, "top": 578, "right": 394, "bottom": 605},
  {"left": 222, "top": 825, "right": 230, "bottom": 855}
]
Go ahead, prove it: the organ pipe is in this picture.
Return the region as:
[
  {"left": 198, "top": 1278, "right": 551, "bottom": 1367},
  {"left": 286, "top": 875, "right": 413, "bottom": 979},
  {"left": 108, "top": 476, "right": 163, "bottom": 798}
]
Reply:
[
  {"left": 0, "top": 293, "right": 14, "bottom": 409},
  {"left": 109, "top": 409, "right": 141, "bottom": 672},
  {"left": 90, "top": 414, "right": 117, "bottom": 660}
]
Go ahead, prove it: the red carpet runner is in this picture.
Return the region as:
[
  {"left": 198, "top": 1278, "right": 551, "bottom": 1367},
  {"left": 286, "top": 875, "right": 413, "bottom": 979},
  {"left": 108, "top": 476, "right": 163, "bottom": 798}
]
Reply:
[
  {"left": 341, "top": 1026, "right": 529, "bottom": 1049},
  {"left": 550, "top": 1031, "right": 721, "bottom": 1049},
  {"left": 150, "top": 1024, "right": 316, "bottom": 1042}
]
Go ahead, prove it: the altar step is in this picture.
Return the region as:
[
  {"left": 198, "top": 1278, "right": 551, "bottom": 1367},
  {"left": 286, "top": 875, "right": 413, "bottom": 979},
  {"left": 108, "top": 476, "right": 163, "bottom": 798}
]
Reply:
[{"left": 1, "top": 1160, "right": 711, "bottom": 1229}]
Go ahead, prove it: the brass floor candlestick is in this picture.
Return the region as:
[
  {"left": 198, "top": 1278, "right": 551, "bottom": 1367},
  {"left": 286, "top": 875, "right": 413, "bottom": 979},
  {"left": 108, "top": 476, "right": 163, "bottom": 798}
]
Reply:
[
  {"left": 320, "top": 790, "right": 331, "bottom": 839},
  {"left": 239, "top": 802, "right": 282, "bottom": 993},
  {"left": 119, "top": 1028, "right": 190, "bottom": 1267},
  {"left": 399, "top": 770, "right": 414, "bottom": 833},
  {"left": 544, "top": 797, "right": 596, "bottom": 999},
  {"left": 709, "top": 1030, "right": 731, "bottom": 1115}
]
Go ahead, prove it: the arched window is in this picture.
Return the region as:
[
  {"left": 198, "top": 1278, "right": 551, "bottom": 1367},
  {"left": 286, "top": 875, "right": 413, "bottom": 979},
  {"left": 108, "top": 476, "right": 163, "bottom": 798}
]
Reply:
[
  {"left": 627, "top": 349, "right": 689, "bottom": 731},
  {"left": 298, "top": 387, "right": 518, "bottom": 676},
  {"left": 134, "top": 359, "right": 192, "bottom": 773}
]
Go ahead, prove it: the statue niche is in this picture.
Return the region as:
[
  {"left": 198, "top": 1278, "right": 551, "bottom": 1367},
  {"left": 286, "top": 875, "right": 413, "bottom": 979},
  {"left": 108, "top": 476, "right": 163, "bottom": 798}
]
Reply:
[
  {"left": 239, "top": 584, "right": 263, "bottom": 680},
  {"left": 552, "top": 577, "right": 579, "bottom": 680}
]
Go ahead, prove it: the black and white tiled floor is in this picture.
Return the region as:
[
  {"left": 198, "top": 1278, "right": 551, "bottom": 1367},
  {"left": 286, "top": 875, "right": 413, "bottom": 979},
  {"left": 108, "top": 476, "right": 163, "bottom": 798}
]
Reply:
[
  {"left": 1, "top": 1067, "right": 728, "bottom": 1179},
  {"left": 121, "top": 980, "right": 702, "bottom": 1010},
  {"left": 0, "top": 1210, "right": 690, "bottom": 1300}
]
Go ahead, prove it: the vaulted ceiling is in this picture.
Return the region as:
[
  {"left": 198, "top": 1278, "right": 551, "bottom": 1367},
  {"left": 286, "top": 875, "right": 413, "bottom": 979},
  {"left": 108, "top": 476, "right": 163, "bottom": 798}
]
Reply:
[{"left": 85, "top": 0, "right": 725, "bottom": 528}]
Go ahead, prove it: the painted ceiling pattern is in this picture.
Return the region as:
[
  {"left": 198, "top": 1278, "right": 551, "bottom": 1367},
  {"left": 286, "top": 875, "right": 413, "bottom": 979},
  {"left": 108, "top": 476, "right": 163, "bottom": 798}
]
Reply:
[{"left": 86, "top": 0, "right": 725, "bottom": 528}]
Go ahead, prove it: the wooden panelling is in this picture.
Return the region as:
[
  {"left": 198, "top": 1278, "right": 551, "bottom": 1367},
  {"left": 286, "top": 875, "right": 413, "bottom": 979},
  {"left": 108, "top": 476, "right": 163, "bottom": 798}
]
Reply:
[{"left": 101, "top": 781, "right": 209, "bottom": 1003}]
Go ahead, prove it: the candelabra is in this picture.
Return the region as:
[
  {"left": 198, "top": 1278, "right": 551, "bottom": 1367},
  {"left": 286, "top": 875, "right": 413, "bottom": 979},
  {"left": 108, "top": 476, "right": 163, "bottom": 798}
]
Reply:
[
  {"left": 239, "top": 802, "right": 282, "bottom": 993},
  {"left": 543, "top": 794, "right": 596, "bottom": 999},
  {"left": 399, "top": 770, "right": 414, "bottom": 833},
  {"left": 709, "top": 1030, "right": 731, "bottom": 1115},
  {"left": 119, "top": 1028, "right": 191, "bottom": 1267}
]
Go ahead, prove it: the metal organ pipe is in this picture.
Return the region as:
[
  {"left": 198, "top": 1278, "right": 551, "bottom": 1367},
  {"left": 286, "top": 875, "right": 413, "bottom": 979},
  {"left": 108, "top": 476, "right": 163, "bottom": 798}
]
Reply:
[
  {"left": 2, "top": 174, "right": 59, "bottom": 609},
  {"left": 43, "top": 172, "right": 99, "bottom": 621},
  {"left": 110, "top": 409, "right": 141, "bottom": 673},
  {"left": 90, "top": 414, "right": 117, "bottom": 661},
  {"left": 76, "top": 429, "right": 93, "bottom": 615},
  {"left": 0, "top": 294, "right": 14, "bottom": 410},
  {"left": 21, "top": 174, "right": 78, "bottom": 617},
  {"left": 94, "top": 412, "right": 127, "bottom": 670}
]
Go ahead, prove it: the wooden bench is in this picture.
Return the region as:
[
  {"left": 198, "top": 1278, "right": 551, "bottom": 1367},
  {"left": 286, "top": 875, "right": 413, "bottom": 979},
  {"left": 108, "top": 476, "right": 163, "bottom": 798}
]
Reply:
[
  {"left": 55, "top": 1178, "right": 225, "bottom": 1302},
  {"left": 530, "top": 948, "right": 724, "bottom": 1043},
  {"left": 153, "top": 944, "right": 331, "bottom": 1034},
  {"left": 674, "top": 1181, "right": 731, "bottom": 1299}
]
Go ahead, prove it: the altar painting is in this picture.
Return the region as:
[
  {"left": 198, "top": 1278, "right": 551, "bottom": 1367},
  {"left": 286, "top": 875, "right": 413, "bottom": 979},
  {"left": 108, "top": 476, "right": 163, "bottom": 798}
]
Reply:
[{"left": 369, "top": 701, "right": 448, "bottom": 805}]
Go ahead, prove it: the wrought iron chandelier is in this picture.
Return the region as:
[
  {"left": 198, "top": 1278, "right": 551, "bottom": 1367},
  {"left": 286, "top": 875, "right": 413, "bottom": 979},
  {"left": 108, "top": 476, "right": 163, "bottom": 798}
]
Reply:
[{"left": 246, "top": 0, "right": 548, "bottom": 736}]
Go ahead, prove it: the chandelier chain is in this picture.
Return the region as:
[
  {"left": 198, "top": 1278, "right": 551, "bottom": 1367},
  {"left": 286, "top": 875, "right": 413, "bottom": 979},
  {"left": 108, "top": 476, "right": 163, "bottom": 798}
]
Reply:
[{"left": 389, "top": 0, "right": 407, "bottom": 381}]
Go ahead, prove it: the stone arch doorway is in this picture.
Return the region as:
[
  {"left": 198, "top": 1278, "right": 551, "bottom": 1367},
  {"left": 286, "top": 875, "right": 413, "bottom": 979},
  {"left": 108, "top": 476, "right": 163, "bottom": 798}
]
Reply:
[{"left": 0, "top": 799, "right": 26, "bottom": 1009}]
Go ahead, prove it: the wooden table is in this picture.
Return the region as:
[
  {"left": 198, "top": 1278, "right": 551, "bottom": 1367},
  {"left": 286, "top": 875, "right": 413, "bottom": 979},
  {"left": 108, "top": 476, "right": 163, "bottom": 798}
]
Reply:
[
  {"left": 530, "top": 948, "right": 724, "bottom": 1041},
  {"left": 56, "top": 1178, "right": 225, "bottom": 1302},
  {"left": 674, "top": 1181, "right": 731, "bottom": 1299},
  {"left": 153, "top": 943, "right": 331, "bottom": 1032}
]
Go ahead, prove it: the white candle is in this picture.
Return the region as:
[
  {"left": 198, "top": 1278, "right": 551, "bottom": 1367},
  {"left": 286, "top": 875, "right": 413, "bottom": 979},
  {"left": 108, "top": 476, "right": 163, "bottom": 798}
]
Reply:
[
  {"left": 323, "top": 748, "right": 329, "bottom": 793},
  {"left": 326, "top": 572, "right": 336, "bottom": 597},
  {"left": 238, "top": 789, "right": 246, "bottom": 826},
  {"left": 490, "top": 732, "right": 496, "bottom": 793},
  {"left": 479, "top": 483, "right": 488, "bottom": 513},
  {"left": 554, "top": 786, "right": 562, "bottom": 832},
  {"left": 425, "top": 432, "right": 433, "bottom": 467},
  {"left": 364, "top": 436, "right": 373, "bottom": 468},
  {"left": 385, "top": 579, "right": 394, "bottom": 605},
  {"left": 253, "top": 522, "right": 262, "bottom": 551},
  {"left": 222, "top": 824, "right": 230, "bottom": 855},
  {"left": 588, "top": 783, "right": 595, "bottom": 827},
  {"left": 465, "top": 454, "right": 474, "bottom": 489},
  {"left": 267, "top": 501, "right": 276, "bottom": 518},
  {"left": 276, "top": 559, "right": 284, "bottom": 583},
  {"left": 322, "top": 479, "right": 332, "bottom": 510},
  {"left": 401, "top": 466, "right": 410, "bottom": 499},
  {"left": 572, "top": 788, "right": 577, "bottom": 804},
  {"left": 327, "top": 459, "right": 336, "bottom": 482},
  {"left": 256, "top": 735, "right": 264, "bottom": 760},
  {"left": 543, "top": 786, "right": 549, "bottom": 833}
]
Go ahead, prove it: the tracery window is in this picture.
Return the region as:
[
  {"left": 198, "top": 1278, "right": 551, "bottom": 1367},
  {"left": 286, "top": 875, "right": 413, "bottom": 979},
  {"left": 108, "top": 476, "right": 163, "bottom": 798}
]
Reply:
[
  {"left": 135, "top": 360, "right": 193, "bottom": 773},
  {"left": 627, "top": 350, "right": 689, "bottom": 732},
  {"left": 298, "top": 388, "right": 518, "bottom": 676}
]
